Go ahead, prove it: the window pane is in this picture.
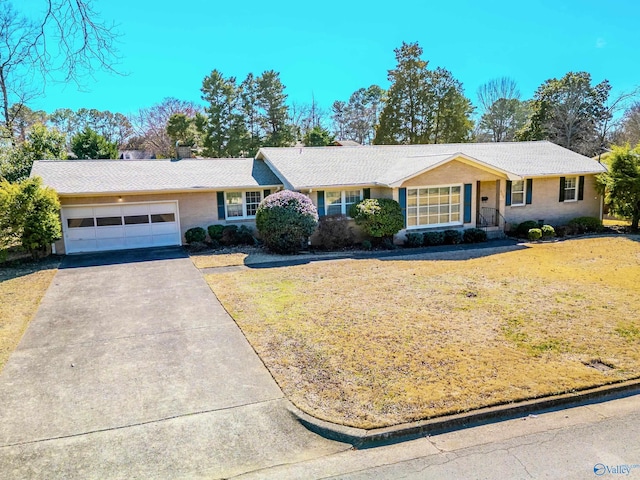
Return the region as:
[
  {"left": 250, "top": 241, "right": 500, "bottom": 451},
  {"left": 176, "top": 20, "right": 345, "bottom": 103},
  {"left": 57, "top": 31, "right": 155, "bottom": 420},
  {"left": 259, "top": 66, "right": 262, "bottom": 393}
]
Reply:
[
  {"left": 67, "top": 218, "right": 95, "bottom": 228},
  {"left": 96, "top": 216, "right": 122, "bottom": 226},
  {"left": 124, "top": 215, "right": 149, "bottom": 225},
  {"left": 226, "top": 192, "right": 243, "bottom": 217},
  {"left": 439, "top": 214, "right": 450, "bottom": 223},
  {"left": 407, "top": 189, "right": 417, "bottom": 198},
  {"left": 564, "top": 189, "right": 576, "bottom": 201},
  {"left": 512, "top": 180, "right": 524, "bottom": 193},
  {"left": 227, "top": 204, "right": 243, "bottom": 217},
  {"left": 151, "top": 213, "right": 175, "bottom": 223},
  {"left": 451, "top": 193, "right": 460, "bottom": 204},
  {"left": 327, "top": 204, "right": 342, "bottom": 215},
  {"left": 344, "top": 190, "right": 361, "bottom": 204},
  {"left": 565, "top": 177, "right": 576, "bottom": 189},
  {"left": 451, "top": 186, "right": 461, "bottom": 194},
  {"left": 245, "top": 191, "right": 262, "bottom": 216},
  {"left": 428, "top": 188, "right": 439, "bottom": 196},
  {"left": 407, "top": 216, "right": 417, "bottom": 226},
  {"left": 451, "top": 212, "right": 460, "bottom": 221},
  {"left": 512, "top": 193, "right": 524, "bottom": 205}
]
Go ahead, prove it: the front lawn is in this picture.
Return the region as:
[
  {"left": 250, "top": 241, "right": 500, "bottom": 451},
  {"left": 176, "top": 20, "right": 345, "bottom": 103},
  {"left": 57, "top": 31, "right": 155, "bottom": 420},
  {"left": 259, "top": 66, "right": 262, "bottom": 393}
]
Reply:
[
  {"left": 0, "top": 258, "right": 59, "bottom": 372},
  {"left": 203, "top": 236, "right": 640, "bottom": 429}
]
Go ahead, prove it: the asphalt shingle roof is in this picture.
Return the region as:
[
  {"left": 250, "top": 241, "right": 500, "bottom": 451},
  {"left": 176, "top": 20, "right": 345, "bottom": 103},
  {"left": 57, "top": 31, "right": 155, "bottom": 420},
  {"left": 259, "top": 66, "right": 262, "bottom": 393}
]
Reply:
[
  {"left": 31, "top": 158, "right": 281, "bottom": 194},
  {"left": 258, "top": 141, "right": 607, "bottom": 190}
]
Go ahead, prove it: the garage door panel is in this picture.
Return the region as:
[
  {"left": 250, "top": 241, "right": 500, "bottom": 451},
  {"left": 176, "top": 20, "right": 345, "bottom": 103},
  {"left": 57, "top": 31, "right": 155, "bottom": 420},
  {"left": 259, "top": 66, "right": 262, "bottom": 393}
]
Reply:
[
  {"left": 124, "top": 224, "right": 152, "bottom": 237},
  {"left": 148, "top": 202, "right": 175, "bottom": 214},
  {"left": 95, "top": 226, "right": 124, "bottom": 239},
  {"left": 93, "top": 205, "right": 122, "bottom": 216},
  {"left": 67, "top": 228, "right": 96, "bottom": 240},
  {"left": 62, "top": 201, "right": 180, "bottom": 254}
]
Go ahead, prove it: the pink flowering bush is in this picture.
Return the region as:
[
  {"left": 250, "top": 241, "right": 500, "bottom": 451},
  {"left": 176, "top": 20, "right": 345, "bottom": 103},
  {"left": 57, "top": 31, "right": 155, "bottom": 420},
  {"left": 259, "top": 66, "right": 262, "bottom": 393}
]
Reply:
[{"left": 256, "top": 190, "right": 318, "bottom": 253}]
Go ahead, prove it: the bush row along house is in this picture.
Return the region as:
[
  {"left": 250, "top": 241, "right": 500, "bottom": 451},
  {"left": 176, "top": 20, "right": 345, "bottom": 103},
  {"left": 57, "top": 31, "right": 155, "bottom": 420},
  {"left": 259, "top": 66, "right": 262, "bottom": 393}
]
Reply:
[{"left": 31, "top": 141, "right": 606, "bottom": 254}]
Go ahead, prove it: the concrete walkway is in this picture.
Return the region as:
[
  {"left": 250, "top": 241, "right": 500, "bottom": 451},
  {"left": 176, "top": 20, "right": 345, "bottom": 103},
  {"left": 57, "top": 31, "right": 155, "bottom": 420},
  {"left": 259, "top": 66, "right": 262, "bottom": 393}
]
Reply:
[{"left": 0, "top": 247, "right": 347, "bottom": 479}]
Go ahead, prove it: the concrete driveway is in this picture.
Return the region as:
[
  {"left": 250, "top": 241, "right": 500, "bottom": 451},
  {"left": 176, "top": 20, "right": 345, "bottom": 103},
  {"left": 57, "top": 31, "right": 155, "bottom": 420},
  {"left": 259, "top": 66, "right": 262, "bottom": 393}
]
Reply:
[{"left": 0, "top": 247, "right": 347, "bottom": 479}]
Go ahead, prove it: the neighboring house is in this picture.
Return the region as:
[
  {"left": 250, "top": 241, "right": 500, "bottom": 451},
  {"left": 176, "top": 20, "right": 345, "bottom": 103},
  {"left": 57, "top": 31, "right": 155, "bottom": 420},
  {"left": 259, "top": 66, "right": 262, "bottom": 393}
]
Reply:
[
  {"left": 31, "top": 141, "right": 606, "bottom": 254},
  {"left": 118, "top": 150, "right": 157, "bottom": 160}
]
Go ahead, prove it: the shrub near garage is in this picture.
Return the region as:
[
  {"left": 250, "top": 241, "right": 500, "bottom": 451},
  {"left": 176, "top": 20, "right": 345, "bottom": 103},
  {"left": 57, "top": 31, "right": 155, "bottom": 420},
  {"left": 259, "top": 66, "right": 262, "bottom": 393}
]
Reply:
[
  {"left": 185, "top": 227, "right": 206, "bottom": 244},
  {"left": 256, "top": 190, "right": 318, "bottom": 254}
]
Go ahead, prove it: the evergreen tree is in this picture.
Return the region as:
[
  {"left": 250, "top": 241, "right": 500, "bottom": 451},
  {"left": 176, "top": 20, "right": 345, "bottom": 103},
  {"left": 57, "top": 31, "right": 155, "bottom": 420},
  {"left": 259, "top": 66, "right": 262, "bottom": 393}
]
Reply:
[
  {"left": 374, "top": 42, "right": 473, "bottom": 145},
  {"left": 70, "top": 126, "right": 118, "bottom": 159},
  {"left": 197, "top": 70, "right": 248, "bottom": 157},
  {"left": 256, "top": 70, "right": 294, "bottom": 148}
]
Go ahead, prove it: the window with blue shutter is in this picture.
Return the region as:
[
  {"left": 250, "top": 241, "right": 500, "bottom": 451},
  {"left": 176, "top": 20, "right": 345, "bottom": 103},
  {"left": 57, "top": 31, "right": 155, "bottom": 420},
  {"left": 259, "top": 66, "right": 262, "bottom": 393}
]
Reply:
[
  {"left": 317, "top": 191, "right": 325, "bottom": 216},
  {"left": 216, "top": 192, "right": 225, "bottom": 220},
  {"left": 463, "top": 183, "right": 472, "bottom": 223},
  {"left": 398, "top": 188, "right": 407, "bottom": 228}
]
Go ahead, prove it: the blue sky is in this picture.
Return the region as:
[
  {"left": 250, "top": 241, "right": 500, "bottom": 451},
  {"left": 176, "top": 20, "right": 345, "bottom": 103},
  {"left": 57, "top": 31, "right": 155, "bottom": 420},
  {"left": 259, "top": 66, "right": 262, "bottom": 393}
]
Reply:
[{"left": 25, "top": 0, "right": 640, "bottom": 118}]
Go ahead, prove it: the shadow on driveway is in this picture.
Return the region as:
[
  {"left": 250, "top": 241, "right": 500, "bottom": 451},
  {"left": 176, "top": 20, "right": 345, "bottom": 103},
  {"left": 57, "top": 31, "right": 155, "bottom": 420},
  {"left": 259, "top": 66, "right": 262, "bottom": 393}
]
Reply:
[{"left": 60, "top": 246, "right": 188, "bottom": 269}]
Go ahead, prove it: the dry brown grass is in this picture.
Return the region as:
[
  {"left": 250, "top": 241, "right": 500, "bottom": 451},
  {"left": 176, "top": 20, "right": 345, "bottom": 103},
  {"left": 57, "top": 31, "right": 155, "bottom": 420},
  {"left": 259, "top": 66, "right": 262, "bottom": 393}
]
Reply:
[
  {"left": 0, "top": 259, "right": 59, "bottom": 372},
  {"left": 204, "top": 236, "right": 640, "bottom": 429}
]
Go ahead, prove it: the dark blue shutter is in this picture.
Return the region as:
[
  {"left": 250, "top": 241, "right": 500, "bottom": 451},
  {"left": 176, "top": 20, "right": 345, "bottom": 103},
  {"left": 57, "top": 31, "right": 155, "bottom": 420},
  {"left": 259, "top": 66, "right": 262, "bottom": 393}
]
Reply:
[
  {"left": 578, "top": 176, "right": 585, "bottom": 201},
  {"left": 317, "top": 190, "right": 325, "bottom": 216},
  {"left": 398, "top": 188, "right": 407, "bottom": 228},
  {"left": 463, "top": 183, "right": 472, "bottom": 223},
  {"left": 363, "top": 188, "right": 371, "bottom": 199},
  {"left": 525, "top": 179, "right": 533, "bottom": 205},
  {"left": 217, "top": 192, "right": 225, "bottom": 220},
  {"left": 505, "top": 180, "right": 512, "bottom": 206},
  {"left": 559, "top": 177, "right": 566, "bottom": 202},
  {"left": 263, "top": 189, "right": 271, "bottom": 198}
]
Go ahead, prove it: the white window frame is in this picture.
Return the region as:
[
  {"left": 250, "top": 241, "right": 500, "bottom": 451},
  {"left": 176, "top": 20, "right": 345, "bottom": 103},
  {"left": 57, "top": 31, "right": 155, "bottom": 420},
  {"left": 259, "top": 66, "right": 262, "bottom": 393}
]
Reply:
[
  {"left": 325, "top": 189, "right": 363, "bottom": 216},
  {"left": 510, "top": 180, "right": 526, "bottom": 206},
  {"left": 225, "top": 190, "right": 263, "bottom": 219},
  {"left": 564, "top": 176, "right": 577, "bottom": 202},
  {"left": 406, "top": 184, "right": 463, "bottom": 229}
]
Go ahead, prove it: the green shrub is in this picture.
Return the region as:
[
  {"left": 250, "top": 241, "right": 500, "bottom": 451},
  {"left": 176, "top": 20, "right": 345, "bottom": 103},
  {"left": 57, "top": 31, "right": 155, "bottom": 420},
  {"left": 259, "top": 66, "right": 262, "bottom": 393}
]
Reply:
[
  {"left": 237, "top": 225, "right": 255, "bottom": 245},
  {"left": 0, "top": 177, "right": 61, "bottom": 258},
  {"left": 443, "top": 229, "right": 462, "bottom": 245},
  {"left": 555, "top": 225, "right": 569, "bottom": 237},
  {"left": 317, "top": 214, "right": 354, "bottom": 250},
  {"left": 349, "top": 198, "right": 404, "bottom": 239},
  {"left": 463, "top": 228, "right": 488, "bottom": 243},
  {"left": 516, "top": 220, "right": 539, "bottom": 237},
  {"left": 528, "top": 228, "right": 542, "bottom": 241},
  {"left": 207, "top": 224, "right": 225, "bottom": 242},
  {"left": 255, "top": 190, "right": 318, "bottom": 254},
  {"left": 382, "top": 237, "right": 397, "bottom": 250},
  {"left": 541, "top": 224, "right": 556, "bottom": 238},
  {"left": 361, "top": 240, "right": 372, "bottom": 250},
  {"left": 423, "top": 231, "right": 445, "bottom": 246},
  {"left": 404, "top": 232, "right": 424, "bottom": 247},
  {"left": 185, "top": 227, "right": 206, "bottom": 244},
  {"left": 568, "top": 216, "right": 603, "bottom": 234}
]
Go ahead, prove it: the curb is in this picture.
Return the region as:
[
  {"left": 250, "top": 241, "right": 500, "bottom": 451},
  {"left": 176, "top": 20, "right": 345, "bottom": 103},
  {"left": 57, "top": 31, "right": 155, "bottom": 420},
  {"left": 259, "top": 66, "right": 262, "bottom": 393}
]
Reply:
[{"left": 287, "top": 379, "right": 640, "bottom": 449}]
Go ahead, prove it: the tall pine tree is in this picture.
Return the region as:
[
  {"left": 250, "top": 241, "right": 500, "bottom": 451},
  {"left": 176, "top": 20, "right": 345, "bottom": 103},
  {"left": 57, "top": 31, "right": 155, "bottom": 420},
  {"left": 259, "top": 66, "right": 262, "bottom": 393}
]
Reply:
[{"left": 374, "top": 42, "right": 473, "bottom": 145}]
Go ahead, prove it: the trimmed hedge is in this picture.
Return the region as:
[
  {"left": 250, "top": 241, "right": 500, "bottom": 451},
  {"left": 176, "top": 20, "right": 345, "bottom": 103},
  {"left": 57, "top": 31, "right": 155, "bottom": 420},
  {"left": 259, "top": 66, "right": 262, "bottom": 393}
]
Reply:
[
  {"left": 349, "top": 198, "right": 404, "bottom": 239},
  {"left": 404, "top": 232, "right": 424, "bottom": 248},
  {"left": 423, "top": 231, "right": 445, "bottom": 246},
  {"left": 255, "top": 190, "right": 318, "bottom": 254},
  {"left": 463, "top": 228, "right": 487, "bottom": 243},
  {"left": 185, "top": 227, "right": 206, "bottom": 244},
  {"left": 541, "top": 224, "right": 556, "bottom": 238},
  {"left": 443, "top": 229, "right": 463, "bottom": 245},
  {"left": 528, "top": 228, "right": 542, "bottom": 241},
  {"left": 516, "top": 220, "right": 539, "bottom": 237}
]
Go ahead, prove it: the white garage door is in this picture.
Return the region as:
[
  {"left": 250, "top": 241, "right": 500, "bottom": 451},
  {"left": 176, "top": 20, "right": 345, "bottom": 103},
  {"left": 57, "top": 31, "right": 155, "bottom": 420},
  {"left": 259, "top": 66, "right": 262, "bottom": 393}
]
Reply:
[{"left": 62, "top": 201, "right": 181, "bottom": 254}]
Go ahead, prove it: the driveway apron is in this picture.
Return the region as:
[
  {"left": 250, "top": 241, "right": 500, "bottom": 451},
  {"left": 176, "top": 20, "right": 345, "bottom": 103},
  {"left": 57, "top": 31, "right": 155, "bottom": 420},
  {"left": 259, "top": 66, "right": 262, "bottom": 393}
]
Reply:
[{"left": 0, "top": 247, "right": 346, "bottom": 479}]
